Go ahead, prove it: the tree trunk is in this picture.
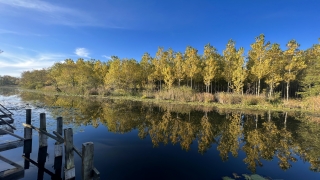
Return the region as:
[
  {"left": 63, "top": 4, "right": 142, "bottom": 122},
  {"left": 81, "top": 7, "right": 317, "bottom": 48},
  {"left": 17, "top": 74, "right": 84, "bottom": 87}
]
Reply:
[
  {"left": 269, "top": 83, "right": 273, "bottom": 98},
  {"left": 286, "top": 80, "right": 290, "bottom": 101},
  {"left": 284, "top": 112, "right": 287, "bottom": 129},
  {"left": 258, "top": 79, "right": 260, "bottom": 96}
]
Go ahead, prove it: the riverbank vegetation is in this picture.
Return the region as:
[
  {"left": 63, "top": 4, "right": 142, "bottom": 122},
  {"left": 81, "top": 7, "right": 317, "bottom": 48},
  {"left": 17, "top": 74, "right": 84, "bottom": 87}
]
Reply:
[{"left": 17, "top": 34, "right": 320, "bottom": 111}]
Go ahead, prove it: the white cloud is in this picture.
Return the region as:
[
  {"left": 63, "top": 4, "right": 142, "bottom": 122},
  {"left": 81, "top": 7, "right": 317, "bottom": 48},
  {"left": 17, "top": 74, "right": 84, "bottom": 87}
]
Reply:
[
  {"left": 74, "top": 48, "right": 90, "bottom": 58},
  {"left": 102, "top": 55, "right": 111, "bottom": 59},
  {"left": 0, "top": 51, "right": 68, "bottom": 77}
]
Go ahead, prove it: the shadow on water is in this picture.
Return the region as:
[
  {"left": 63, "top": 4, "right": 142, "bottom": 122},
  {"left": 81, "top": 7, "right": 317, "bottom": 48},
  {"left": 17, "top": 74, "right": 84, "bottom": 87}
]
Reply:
[{"left": 1, "top": 89, "right": 320, "bottom": 179}]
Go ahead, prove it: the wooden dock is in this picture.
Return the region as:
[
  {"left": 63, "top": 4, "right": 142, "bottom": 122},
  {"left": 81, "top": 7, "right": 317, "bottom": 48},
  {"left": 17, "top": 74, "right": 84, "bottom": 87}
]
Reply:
[
  {"left": 0, "top": 106, "right": 100, "bottom": 180},
  {"left": 0, "top": 104, "right": 14, "bottom": 125}
]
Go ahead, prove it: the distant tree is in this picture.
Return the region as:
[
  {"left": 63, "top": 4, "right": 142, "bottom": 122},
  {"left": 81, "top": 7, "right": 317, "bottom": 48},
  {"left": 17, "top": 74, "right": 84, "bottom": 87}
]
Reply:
[
  {"left": 92, "top": 60, "right": 108, "bottom": 88},
  {"left": 140, "top": 53, "right": 153, "bottom": 88},
  {"left": 0, "top": 75, "right": 19, "bottom": 86},
  {"left": 20, "top": 69, "right": 49, "bottom": 89},
  {"left": 104, "top": 56, "right": 122, "bottom": 90}
]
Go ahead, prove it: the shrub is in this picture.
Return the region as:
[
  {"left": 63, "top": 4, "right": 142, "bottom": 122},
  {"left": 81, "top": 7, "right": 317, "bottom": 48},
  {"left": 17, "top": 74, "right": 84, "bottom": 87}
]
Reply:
[
  {"left": 194, "top": 93, "right": 215, "bottom": 103},
  {"left": 155, "top": 86, "right": 194, "bottom": 102},
  {"left": 242, "top": 94, "right": 265, "bottom": 105}
]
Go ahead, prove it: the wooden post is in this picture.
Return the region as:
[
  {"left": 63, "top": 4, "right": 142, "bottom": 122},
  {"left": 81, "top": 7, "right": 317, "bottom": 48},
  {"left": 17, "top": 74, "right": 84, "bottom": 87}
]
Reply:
[
  {"left": 23, "top": 109, "right": 32, "bottom": 169},
  {"left": 37, "top": 145, "right": 48, "bottom": 180},
  {"left": 54, "top": 117, "right": 63, "bottom": 179},
  {"left": 82, "top": 142, "right": 94, "bottom": 180},
  {"left": 64, "top": 128, "right": 75, "bottom": 180},
  {"left": 39, "top": 113, "right": 47, "bottom": 147}
]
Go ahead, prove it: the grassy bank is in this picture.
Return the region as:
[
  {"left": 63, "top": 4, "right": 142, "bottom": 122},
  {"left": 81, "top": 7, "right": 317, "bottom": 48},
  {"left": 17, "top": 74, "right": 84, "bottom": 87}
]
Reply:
[{"left": 14, "top": 86, "right": 320, "bottom": 115}]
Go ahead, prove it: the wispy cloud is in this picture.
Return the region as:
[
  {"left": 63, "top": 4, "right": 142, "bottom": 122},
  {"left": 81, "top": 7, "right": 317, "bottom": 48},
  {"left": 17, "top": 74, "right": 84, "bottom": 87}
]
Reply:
[
  {"left": 0, "top": 28, "right": 45, "bottom": 37},
  {"left": 0, "top": 0, "right": 103, "bottom": 27},
  {"left": 0, "top": 51, "right": 68, "bottom": 77},
  {"left": 102, "top": 55, "right": 111, "bottom": 59},
  {"left": 75, "top": 48, "right": 90, "bottom": 58}
]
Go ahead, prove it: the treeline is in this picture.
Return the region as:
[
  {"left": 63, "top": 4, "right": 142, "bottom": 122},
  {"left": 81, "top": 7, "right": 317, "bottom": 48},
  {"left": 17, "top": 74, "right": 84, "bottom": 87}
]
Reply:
[
  {"left": 20, "top": 34, "right": 320, "bottom": 100},
  {"left": 0, "top": 75, "right": 19, "bottom": 86}
]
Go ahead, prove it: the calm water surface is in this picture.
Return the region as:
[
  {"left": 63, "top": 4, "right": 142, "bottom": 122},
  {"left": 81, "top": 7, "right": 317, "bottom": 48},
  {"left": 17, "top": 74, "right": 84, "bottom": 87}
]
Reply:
[{"left": 0, "top": 87, "right": 319, "bottom": 180}]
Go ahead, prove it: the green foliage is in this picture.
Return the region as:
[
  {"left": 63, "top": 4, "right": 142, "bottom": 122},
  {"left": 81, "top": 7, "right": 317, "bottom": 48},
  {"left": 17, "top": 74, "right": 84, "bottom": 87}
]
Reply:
[
  {"left": 299, "top": 43, "right": 320, "bottom": 97},
  {"left": 0, "top": 75, "right": 19, "bottom": 86},
  {"left": 20, "top": 69, "right": 50, "bottom": 89}
]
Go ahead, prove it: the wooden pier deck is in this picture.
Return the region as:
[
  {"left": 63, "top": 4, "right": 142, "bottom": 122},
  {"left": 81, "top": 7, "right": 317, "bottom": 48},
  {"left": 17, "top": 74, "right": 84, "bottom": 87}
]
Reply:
[{"left": 0, "top": 106, "right": 100, "bottom": 180}]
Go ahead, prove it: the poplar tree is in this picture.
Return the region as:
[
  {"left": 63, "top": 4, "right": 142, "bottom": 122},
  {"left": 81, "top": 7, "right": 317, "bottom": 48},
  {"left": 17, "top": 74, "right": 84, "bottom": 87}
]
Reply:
[
  {"left": 163, "top": 48, "right": 175, "bottom": 89},
  {"left": 232, "top": 47, "right": 247, "bottom": 94},
  {"left": 140, "top": 53, "right": 153, "bottom": 87},
  {"left": 248, "top": 34, "right": 271, "bottom": 96},
  {"left": 222, "top": 40, "right": 246, "bottom": 93},
  {"left": 223, "top": 40, "right": 236, "bottom": 92},
  {"left": 265, "top": 43, "right": 283, "bottom": 97},
  {"left": 173, "top": 52, "right": 185, "bottom": 87},
  {"left": 202, "top": 43, "right": 219, "bottom": 93},
  {"left": 184, "top": 46, "right": 200, "bottom": 89},
  {"left": 151, "top": 47, "right": 166, "bottom": 91},
  {"left": 283, "top": 40, "right": 306, "bottom": 101}
]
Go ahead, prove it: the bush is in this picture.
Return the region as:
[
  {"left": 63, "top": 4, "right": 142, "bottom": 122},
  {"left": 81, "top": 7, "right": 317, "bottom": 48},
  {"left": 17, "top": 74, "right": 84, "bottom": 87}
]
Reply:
[
  {"left": 214, "top": 92, "right": 236, "bottom": 104},
  {"left": 242, "top": 94, "right": 265, "bottom": 105},
  {"left": 155, "top": 86, "right": 194, "bottom": 102},
  {"left": 194, "top": 93, "right": 215, "bottom": 103}
]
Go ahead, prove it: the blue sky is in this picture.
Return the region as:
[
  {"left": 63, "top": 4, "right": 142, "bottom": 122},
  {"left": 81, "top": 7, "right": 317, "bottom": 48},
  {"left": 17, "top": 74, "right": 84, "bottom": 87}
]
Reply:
[{"left": 0, "top": 0, "right": 319, "bottom": 77}]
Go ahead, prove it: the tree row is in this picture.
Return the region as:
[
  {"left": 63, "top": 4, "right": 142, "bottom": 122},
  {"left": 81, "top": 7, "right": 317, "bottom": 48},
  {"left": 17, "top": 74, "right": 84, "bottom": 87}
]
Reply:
[{"left": 20, "top": 34, "right": 320, "bottom": 100}]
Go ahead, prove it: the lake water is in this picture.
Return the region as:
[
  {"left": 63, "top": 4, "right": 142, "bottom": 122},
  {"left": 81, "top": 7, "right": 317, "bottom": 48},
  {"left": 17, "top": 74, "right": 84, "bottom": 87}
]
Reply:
[{"left": 0, "top": 87, "right": 319, "bottom": 180}]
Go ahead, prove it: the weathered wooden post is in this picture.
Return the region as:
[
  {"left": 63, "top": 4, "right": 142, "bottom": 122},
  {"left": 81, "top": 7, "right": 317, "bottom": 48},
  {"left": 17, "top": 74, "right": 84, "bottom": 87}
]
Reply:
[
  {"left": 37, "top": 144, "right": 48, "bottom": 180},
  {"left": 64, "top": 128, "right": 75, "bottom": 180},
  {"left": 23, "top": 109, "right": 32, "bottom": 169},
  {"left": 39, "top": 113, "right": 47, "bottom": 147},
  {"left": 38, "top": 113, "right": 48, "bottom": 179},
  {"left": 54, "top": 117, "right": 63, "bottom": 178},
  {"left": 82, "top": 142, "right": 94, "bottom": 180}
]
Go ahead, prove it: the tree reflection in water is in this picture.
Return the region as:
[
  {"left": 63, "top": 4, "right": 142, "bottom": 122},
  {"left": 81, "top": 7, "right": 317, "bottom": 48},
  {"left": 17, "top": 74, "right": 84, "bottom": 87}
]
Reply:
[{"left": 18, "top": 91, "right": 320, "bottom": 173}]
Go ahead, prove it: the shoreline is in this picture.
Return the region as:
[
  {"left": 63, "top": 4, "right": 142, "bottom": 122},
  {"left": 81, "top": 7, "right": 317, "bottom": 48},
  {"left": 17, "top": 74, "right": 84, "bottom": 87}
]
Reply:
[{"left": 7, "top": 87, "right": 319, "bottom": 116}]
